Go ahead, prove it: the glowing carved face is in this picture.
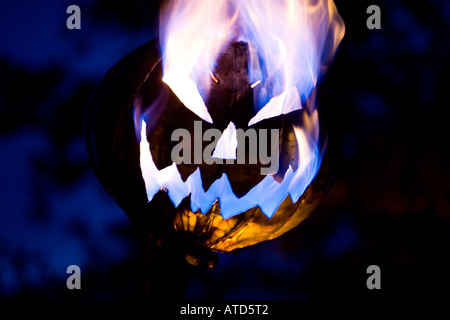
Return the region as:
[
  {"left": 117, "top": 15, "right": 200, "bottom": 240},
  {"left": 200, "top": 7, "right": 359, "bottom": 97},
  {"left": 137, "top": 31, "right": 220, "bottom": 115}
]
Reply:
[{"left": 135, "top": 0, "right": 345, "bottom": 221}]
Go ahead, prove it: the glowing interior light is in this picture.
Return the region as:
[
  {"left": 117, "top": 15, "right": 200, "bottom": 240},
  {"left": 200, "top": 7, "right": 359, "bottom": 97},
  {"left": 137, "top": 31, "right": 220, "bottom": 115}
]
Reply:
[
  {"left": 250, "top": 80, "right": 261, "bottom": 89},
  {"left": 209, "top": 70, "right": 219, "bottom": 84},
  {"left": 139, "top": 111, "right": 320, "bottom": 219},
  {"left": 212, "top": 121, "right": 237, "bottom": 160}
]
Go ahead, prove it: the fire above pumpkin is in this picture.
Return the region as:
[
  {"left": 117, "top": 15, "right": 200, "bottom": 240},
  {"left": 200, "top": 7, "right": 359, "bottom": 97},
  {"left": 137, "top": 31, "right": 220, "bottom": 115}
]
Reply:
[{"left": 135, "top": 0, "right": 345, "bottom": 220}]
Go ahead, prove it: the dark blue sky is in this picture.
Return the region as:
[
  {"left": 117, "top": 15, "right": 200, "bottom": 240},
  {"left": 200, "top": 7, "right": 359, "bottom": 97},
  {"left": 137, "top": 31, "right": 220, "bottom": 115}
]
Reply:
[{"left": 0, "top": 0, "right": 153, "bottom": 297}]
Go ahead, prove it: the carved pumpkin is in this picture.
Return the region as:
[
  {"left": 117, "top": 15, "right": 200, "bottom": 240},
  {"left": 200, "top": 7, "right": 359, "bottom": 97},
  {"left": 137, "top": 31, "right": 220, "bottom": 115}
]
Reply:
[{"left": 85, "top": 0, "right": 344, "bottom": 266}]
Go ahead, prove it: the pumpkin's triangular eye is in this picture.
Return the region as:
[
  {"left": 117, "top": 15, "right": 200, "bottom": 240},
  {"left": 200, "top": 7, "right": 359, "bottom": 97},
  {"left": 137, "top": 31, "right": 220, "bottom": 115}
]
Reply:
[
  {"left": 163, "top": 70, "right": 213, "bottom": 123},
  {"left": 248, "top": 85, "right": 301, "bottom": 126}
]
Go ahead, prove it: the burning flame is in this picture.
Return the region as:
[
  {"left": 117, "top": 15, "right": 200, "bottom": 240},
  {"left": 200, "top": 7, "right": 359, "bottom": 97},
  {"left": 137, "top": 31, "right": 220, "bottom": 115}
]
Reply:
[
  {"left": 159, "top": 0, "right": 345, "bottom": 120},
  {"left": 137, "top": 0, "right": 345, "bottom": 219}
]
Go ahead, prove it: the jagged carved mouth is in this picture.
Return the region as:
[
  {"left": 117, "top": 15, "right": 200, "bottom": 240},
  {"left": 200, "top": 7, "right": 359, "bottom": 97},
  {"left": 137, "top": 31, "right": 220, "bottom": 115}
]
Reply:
[{"left": 137, "top": 107, "right": 322, "bottom": 219}]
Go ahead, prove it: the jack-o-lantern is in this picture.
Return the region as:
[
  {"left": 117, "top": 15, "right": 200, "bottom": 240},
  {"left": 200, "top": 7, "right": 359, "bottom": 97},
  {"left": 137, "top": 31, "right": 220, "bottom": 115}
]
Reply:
[{"left": 85, "top": 0, "right": 345, "bottom": 268}]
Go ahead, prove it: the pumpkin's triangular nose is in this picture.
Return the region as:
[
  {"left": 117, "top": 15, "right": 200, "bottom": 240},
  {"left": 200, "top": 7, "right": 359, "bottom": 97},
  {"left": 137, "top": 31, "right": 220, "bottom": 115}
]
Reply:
[
  {"left": 212, "top": 121, "right": 237, "bottom": 160},
  {"left": 205, "top": 42, "right": 253, "bottom": 130}
]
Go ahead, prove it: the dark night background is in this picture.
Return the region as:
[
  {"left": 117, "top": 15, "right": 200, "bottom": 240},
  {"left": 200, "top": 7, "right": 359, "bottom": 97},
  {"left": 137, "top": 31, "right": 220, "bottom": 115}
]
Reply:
[{"left": 0, "top": 0, "right": 449, "bottom": 299}]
